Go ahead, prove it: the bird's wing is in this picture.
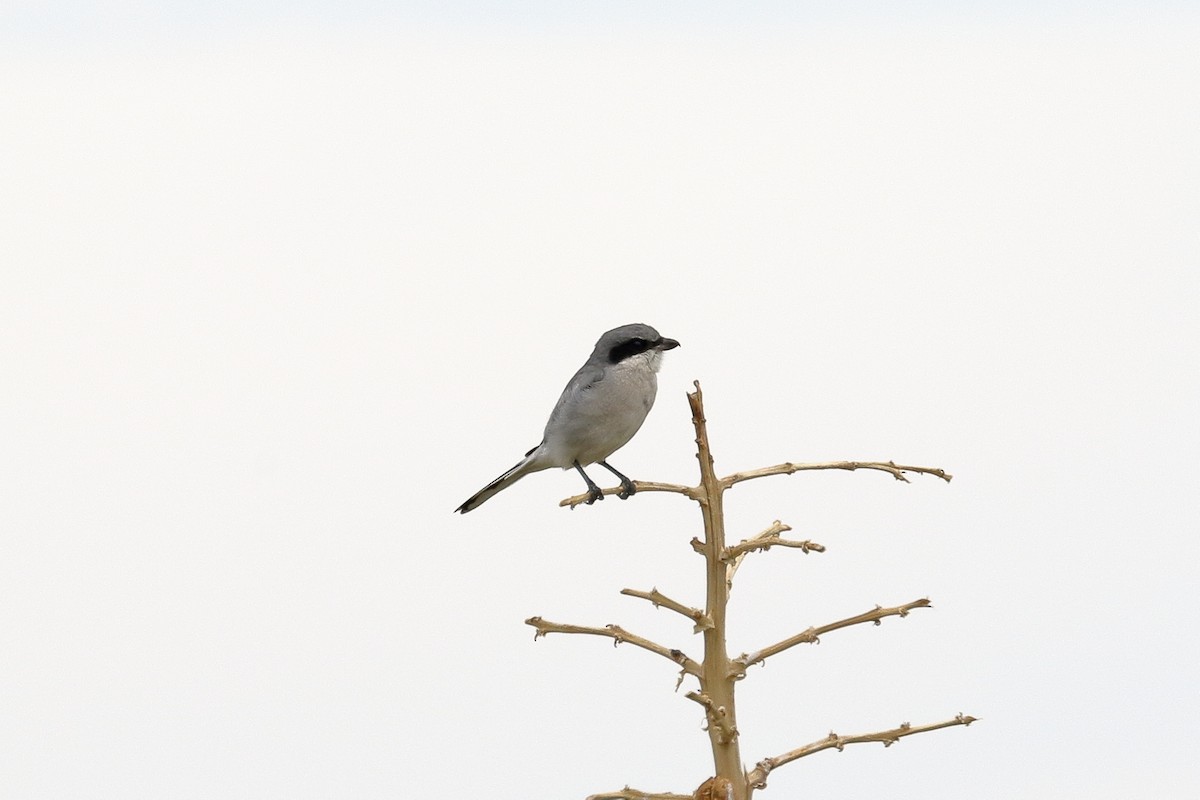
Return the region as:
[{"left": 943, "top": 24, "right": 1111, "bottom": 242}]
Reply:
[
  {"left": 567, "top": 360, "right": 607, "bottom": 392},
  {"left": 545, "top": 361, "right": 605, "bottom": 426}
]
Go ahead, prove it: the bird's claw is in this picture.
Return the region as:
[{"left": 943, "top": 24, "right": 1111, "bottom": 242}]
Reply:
[
  {"left": 585, "top": 487, "right": 604, "bottom": 505},
  {"left": 617, "top": 480, "right": 637, "bottom": 500}
]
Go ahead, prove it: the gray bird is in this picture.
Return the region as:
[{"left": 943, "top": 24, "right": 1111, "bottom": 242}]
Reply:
[{"left": 455, "top": 323, "right": 680, "bottom": 513}]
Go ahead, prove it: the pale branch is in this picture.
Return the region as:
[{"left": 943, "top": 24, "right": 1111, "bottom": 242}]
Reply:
[
  {"left": 746, "top": 713, "right": 978, "bottom": 789},
  {"left": 722, "top": 521, "right": 823, "bottom": 595},
  {"left": 685, "top": 692, "right": 738, "bottom": 744},
  {"left": 621, "top": 587, "right": 713, "bottom": 633},
  {"left": 560, "top": 480, "right": 699, "bottom": 509},
  {"left": 585, "top": 788, "right": 693, "bottom": 800},
  {"left": 722, "top": 461, "right": 952, "bottom": 490},
  {"left": 732, "top": 599, "right": 932, "bottom": 675},
  {"left": 754, "top": 518, "right": 791, "bottom": 538},
  {"left": 723, "top": 519, "right": 787, "bottom": 563},
  {"left": 726, "top": 536, "right": 825, "bottom": 560},
  {"left": 724, "top": 520, "right": 792, "bottom": 556},
  {"left": 693, "top": 776, "right": 736, "bottom": 800},
  {"left": 525, "top": 616, "right": 702, "bottom": 677},
  {"left": 723, "top": 530, "right": 826, "bottom": 561},
  {"left": 687, "top": 381, "right": 748, "bottom": 782}
]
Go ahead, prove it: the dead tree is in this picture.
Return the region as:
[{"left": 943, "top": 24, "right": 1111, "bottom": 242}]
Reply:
[{"left": 525, "top": 382, "right": 975, "bottom": 800}]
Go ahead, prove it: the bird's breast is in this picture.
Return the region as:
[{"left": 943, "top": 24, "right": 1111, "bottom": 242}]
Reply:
[{"left": 542, "top": 359, "right": 659, "bottom": 467}]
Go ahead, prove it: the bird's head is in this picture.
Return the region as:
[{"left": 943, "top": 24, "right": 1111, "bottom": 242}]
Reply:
[{"left": 597, "top": 324, "right": 680, "bottom": 368}]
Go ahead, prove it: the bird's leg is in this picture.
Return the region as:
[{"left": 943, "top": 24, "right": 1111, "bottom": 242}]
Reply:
[
  {"left": 573, "top": 461, "right": 605, "bottom": 505},
  {"left": 598, "top": 460, "right": 637, "bottom": 500}
]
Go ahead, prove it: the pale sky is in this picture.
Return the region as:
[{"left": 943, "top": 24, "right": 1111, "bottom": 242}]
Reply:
[{"left": 2, "top": 3, "right": 1198, "bottom": 799}]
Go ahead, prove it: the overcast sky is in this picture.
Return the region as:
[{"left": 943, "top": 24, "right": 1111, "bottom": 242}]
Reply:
[{"left": 3, "top": 3, "right": 1198, "bottom": 799}]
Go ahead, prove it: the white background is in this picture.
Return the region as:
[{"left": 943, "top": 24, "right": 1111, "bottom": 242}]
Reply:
[{"left": 3, "top": 3, "right": 1197, "bottom": 798}]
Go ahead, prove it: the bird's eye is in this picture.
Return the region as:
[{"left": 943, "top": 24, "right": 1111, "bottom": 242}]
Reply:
[{"left": 607, "top": 336, "right": 653, "bottom": 364}]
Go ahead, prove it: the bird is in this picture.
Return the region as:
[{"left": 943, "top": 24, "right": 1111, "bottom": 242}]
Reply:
[{"left": 455, "top": 323, "right": 680, "bottom": 513}]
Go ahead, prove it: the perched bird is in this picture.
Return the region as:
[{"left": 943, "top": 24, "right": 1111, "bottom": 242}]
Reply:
[{"left": 455, "top": 323, "right": 680, "bottom": 513}]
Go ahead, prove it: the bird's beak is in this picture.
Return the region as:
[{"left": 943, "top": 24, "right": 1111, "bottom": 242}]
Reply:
[{"left": 658, "top": 337, "right": 681, "bottom": 351}]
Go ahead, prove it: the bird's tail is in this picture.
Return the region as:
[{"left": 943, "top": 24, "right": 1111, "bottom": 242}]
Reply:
[{"left": 454, "top": 446, "right": 547, "bottom": 513}]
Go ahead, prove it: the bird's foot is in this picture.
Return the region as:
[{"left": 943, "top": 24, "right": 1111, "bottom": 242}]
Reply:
[
  {"left": 596, "top": 460, "right": 636, "bottom": 500},
  {"left": 585, "top": 486, "right": 605, "bottom": 505}
]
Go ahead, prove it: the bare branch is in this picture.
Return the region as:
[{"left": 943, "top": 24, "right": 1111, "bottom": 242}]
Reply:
[
  {"left": 722, "top": 461, "right": 952, "bottom": 490},
  {"left": 746, "top": 713, "right": 978, "bottom": 788},
  {"left": 525, "top": 616, "right": 702, "bottom": 677},
  {"left": 727, "top": 536, "right": 826, "bottom": 562},
  {"left": 693, "top": 776, "right": 736, "bottom": 800},
  {"left": 733, "top": 599, "right": 931, "bottom": 675},
  {"left": 524, "top": 384, "right": 965, "bottom": 797},
  {"left": 621, "top": 587, "right": 713, "bottom": 633},
  {"left": 686, "top": 381, "right": 748, "bottom": 781},
  {"left": 560, "top": 480, "right": 699, "bottom": 509},
  {"left": 723, "top": 521, "right": 823, "bottom": 595},
  {"left": 585, "top": 788, "right": 693, "bottom": 800},
  {"left": 724, "top": 523, "right": 826, "bottom": 561},
  {"left": 724, "top": 519, "right": 787, "bottom": 563},
  {"left": 685, "top": 692, "right": 738, "bottom": 744}
]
